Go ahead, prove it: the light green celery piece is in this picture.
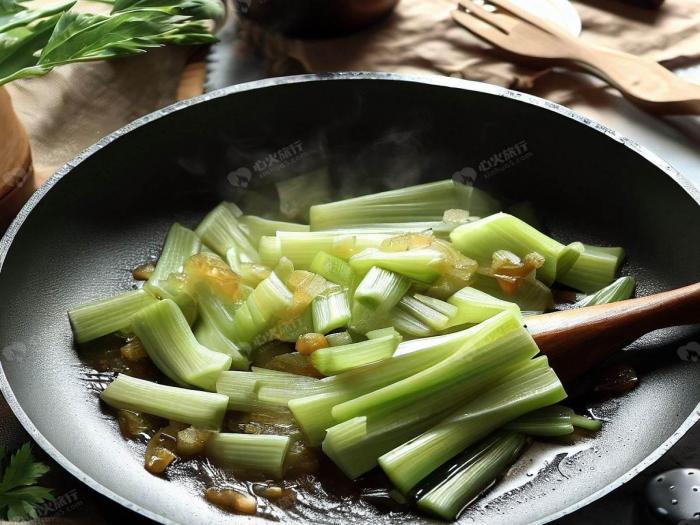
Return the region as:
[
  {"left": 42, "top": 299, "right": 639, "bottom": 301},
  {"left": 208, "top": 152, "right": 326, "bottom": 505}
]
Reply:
[
  {"left": 349, "top": 301, "right": 392, "bottom": 334},
  {"left": 504, "top": 404, "right": 575, "bottom": 436},
  {"left": 144, "top": 276, "right": 198, "bottom": 326},
  {"left": 255, "top": 369, "right": 326, "bottom": 406},
  {"left": 390, "top": 308, "right": 435, "bottom": 338},
  {"left": 309, "top": 180, "right": 471, "bottom": 230},
  {"left": 132, "top": 299, "right": 232, "bottom": 390},
  {"left": 416, "top": 432, "right": 529, "bottom": 521},
  {"left": 321, "top": 357, "right": 531, "bottom": 479},
  {"left": 101, "top": 374, "right": 228, "bottom": 430},
  {"left": 192, "top": 281, "right": 238, "bottom": 340},
  {"left": 354, "top": 267, "right": 410, "bottom": 310},
  {"left": 325, "top": 331, "right": 354, "bottom": 346},
  {"left": 149, "top": 223, "right": 201, "bottom": 284},
  {"left": 312, "top": 290, "right": 351, "bottom": 334},
  {"left": 289, "top": 324, "right": 486, "bottom": 445},
  {"left": 232, "top": 272, "right": 293, "bottom": 343},
  {"left": 471, "top": 271, "right": 553, "bottom": 314},
  {"left": 349, "top": 247, "right": 443, "bottom": 284},
  {"left": 450, "top": 213, "right": 580, "bottom": 286},
  {"left": 398, "top": 296, "right": 450, "bottom": 331},
  {"left": 309, "top": 251, "right": 355, "bottom": 287},
  {"left": 216, "top": 371, "right": 273, "bottom": 411},
  {"left": 206, "top": 433, "right": 291, "bottom": 478},
  {"left": 254, "top": 307, "right": 315, "bottom": 346},
  {"left": 194, "top": 317, "right": 250, "bottom": 371},
  {"left": 311, "top": 334, "right": 401, "bottom": 376},
  {"left": 274, "top": 256, "right": 295, "bottom": 284},
  {"left": 195, "top": 203, "right": 260, "bottom": 263},
  {"left": 238, "top": 215, "right": 309, "bottom": 245},
  {"left": 558, "top": 244, "right": 625, "bottom": 293},
  {"left": 319, "top": 222, "right": 461, "bottom": 239},
  {"left": 574, "top": 276, "right": 635, "bottom": 307},
  {"left": 260, "top": 231, "right": 390, "bottom": 269},
  {"left": 68, "top": 290, "right": 158, "bottom": 343},
  {"left": 366, "top": 327, "right": 402, "bottom": 340},
  {"left": 413, "top": 294, "right": 459, "bottom": 318},
  {"left": 332, "top": 311, "right": 538, "bottom": 423},
  {"left": 447, "top": 287, "right": 523, "bottom": 325},
  {"left": 378, "top": 361, "right": 567, "bottom": 493}
]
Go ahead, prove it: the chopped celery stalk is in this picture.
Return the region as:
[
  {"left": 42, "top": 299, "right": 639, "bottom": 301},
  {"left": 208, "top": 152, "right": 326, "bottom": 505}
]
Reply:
[
  {"left": 378, "top": 359, "right": 567, "bottom": 493},
  {"left": 256, "top": 371, "right": 326, "bottom": 406},
  {"left": 504, "top": 405, "right": 575, "bottom": 436},
  {"left": 238, "top": 215, "right": 309, "bottom": 245},
  {"left": 472, "top": 271, "right": 553, "bottom": 314},
  {"left": 354, "top": 267, "right": 410, "bottom": 311},
  {"left": 574, "top": 276, "right": 635, "bottom": 308},
  {"left": 398, "top": 296, "right": 450, "bottom": 331},
  {"left": 101, "top": 374, "right": 228, "bottom": 430},
  {"left": 149, "top": 223, "right": 201, "bottom": 284},
  {"left": 132, "top": 299, "right": 232, "bottom": 390},
  {"left": 572, "top": 414, "right": 603, "bottom": 432},
  {"left": 68, "top": 290, "right": 158, "bottom": 343},
  {"left": 206, "top": 433, "right": 291, "bottom": 478},
  {"left": 349, "top": 248, "right": 443, "bottom": 284},
  {"left": 558, "top": 244, "right": 625, "bottom": 293},
  {"left": 144, "top": 276, "right": 198, "bottom": 326},
  {"left": 224, "top": 202, "right": 243, "bottom": 218},
  {"left": 320, "top": 222, "right": 463, "bottom": 239},
  {"left": 311, "top": 334, "right": 401, "bottom": 376},
  {"left": 415, "top": 432, "right": 529, "bottom": 521},
  {"left": 260, "top": 231, "right": 390, "bottom": 269},
  {"left": 450, "top": 213, "right": 580, "bottom": 286},
  {"left": 349, "top": 302, "right": 391, "bottom": 334},
  {"left": 309, "top": 180, "right": 471, "bottom": 230},
  {"left": 237, "top": 263, "right": 272, "bottom": 288},
  {"left": 192, "top": 282, "right": 238, "bottom": 341},
  {"left": 413, "top": 294, "right": 459, "bottom": 318},
  {"left": 216, "top": 371, "right": 274, "bottom": 411},
  {"left": 332, "top": 311, "right": 539, "bottom": 423},
  {"left": 254, "top": 308, "right": 315, "bottom": 346},
  {"left": 366, "top": 327, "right": 401, "bottom": 340},
  {"left": 447, "top": 287, "right": 523, "bottom": 325},
  {"left": 309, "top": 251, "right": 355, "bottom": 287},
  {"left": 232, "top": 272, "right": 293, "bottom": 343},
  {"left": 326, "top": 331, "right": 354, "bottom": 347},
  {"left": 274, "top": 256, "right": 295, "bottom": 284},
  {"left": 290, "top": 326, "right": 484, "bottom": 445},
  {"left": 390, "top": 308, "right": 435, "bottom": 338},
  {"left": 194, "top": 318, "right": 250, "bottom": 371},
  {"left": 321, "top": 358, "right": 529, "bottom": 479},
  {"left": 312, "top": 290, "right": 351, "bottom": 334},
  {"left": 195, "top": 203, "right": 260, "bottom": 263}
]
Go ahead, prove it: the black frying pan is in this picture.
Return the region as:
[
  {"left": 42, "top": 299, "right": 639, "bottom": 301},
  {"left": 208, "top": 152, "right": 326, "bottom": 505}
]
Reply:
[{"left": 0, "top": 73, "right": 699, "bottom": 525}]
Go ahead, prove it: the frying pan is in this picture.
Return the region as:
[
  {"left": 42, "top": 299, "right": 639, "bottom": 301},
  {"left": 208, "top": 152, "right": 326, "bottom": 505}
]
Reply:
[{"left": 1, "top": 73, "right": 699, "bottom": 525}]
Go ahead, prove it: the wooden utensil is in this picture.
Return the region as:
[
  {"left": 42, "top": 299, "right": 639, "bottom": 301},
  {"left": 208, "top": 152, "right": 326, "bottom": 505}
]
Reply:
[
  {"left": 528, "top": 282, "right": 700, "bottom": 381},
  {"left": 452, "top": 0, "right": 700, "bottom": 114}
]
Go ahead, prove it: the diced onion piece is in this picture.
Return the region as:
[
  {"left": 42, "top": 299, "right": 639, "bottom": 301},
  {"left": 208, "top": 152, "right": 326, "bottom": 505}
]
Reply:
[
  {"left": 176, "top": 427, "right": 212, "bottom": 456},
  {"left": 120, "top": 338, "right": 148, "bottom": 362},
  {"left": 296, "top": 333, "right": 329, "bottom": 355},
  {"left": 380, "top": 232, "right": 434, "bottom": 252},
  {"left": 132, "top": 262, "right": 156, "bottom": 281},
  {"left": 205, "top": 488, "right": 257, "bottom": 515}
]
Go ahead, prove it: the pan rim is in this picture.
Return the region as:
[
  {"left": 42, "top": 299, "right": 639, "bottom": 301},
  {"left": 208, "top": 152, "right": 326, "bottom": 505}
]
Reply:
[{"left": 1, "top": 71, "right": 699, "bottom": 525}]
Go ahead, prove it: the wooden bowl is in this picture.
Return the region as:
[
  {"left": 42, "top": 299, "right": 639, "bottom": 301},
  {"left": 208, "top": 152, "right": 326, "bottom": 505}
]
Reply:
[
  {"left": 234, "top": 0, "right": 400, "bottom": 38},
  {"left": 0, "top": 87, "right": 35, "bottom": 232}
]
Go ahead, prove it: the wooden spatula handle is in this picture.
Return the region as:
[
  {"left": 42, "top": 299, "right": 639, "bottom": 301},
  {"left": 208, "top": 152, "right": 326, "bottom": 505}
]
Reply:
[{"left": 527, "top": 282, "right": 700, "bottom": 381}]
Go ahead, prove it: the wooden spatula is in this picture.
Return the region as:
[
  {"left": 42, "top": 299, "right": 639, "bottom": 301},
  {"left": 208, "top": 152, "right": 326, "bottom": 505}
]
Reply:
[
  {"left": 528, "top": 282, "right": 700, "bottom": 382},
  {"left": 453, "top": 0, "right": 700, "bottom": 114}
]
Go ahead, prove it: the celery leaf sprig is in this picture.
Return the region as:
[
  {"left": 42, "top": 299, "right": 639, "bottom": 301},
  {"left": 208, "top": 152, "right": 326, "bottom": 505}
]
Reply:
[{"left": 0, "top": 443, "right": 54, "bottom": 522}]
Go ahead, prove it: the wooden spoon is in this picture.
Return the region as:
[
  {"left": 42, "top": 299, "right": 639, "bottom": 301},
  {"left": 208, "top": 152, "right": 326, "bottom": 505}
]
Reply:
[{"left": 527, "top": 282, "right": 700, "bottom": 382}]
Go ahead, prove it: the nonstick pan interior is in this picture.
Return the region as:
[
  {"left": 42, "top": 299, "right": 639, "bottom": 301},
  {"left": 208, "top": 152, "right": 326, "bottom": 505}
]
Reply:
[{"left": 1, "top": 74, "right": 699, "bottom": 525}]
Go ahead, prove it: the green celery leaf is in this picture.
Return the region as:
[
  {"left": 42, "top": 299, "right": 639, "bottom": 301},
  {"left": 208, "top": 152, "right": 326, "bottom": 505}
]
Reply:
[
  {"left": 0, "top": 444, "right": 53, "bottom": 522},
  {"left": 0, "top": 444, "right": 50, "bottom": 493},
  {"left": 111, "top": 0, "right": 224, "bottom": 21},
  {"left": 0, "top": 0, "right": 75, "bottom": 33},
  {"left": 0, "top": 13, "right": 61, "bottom": 84}
]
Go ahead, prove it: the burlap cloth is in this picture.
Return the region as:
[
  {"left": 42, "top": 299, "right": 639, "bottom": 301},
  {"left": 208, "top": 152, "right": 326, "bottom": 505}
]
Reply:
[{"left": 2, "top": 0, "right": 699, "bottom": 522}]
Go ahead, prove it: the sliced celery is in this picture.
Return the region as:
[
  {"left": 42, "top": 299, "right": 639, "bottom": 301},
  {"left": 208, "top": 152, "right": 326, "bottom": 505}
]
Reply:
[
  {"left": 144, "top": 275, "right": 198, "bottom": 325},
  {"left": 312, "top": 290, "right": 351, "bottom": 334},
  {"left": 149, "top": 223, "right": 201, "bottom": 284},
  {"left": 68, "top": 290, "right": 158, "bottom": 343},
  {"left": 260, "top": 231, "right": 389, "bottom": 269},
  {"left": 450, "top": 213, "right": 580, "bottom": 286},
  {"left": 255, "top": 308, "right": 315, "bottom": 346},
  {"left": 192, "top": 282, "right": 238, "bottom": 340},
  {"left": 194, "top": 318, "right": 250, "bottom": 371},
  {"left": 390, "top": 308, "right": 435, "bottom": 338},
  {"left": 447, "top": 287, "right": 523, "bottom": 325},
  {"left": 332, "top": 311, "right": 538, "bottom": 423},
  {"left": 238, "top": 215, "right": 309, "bottom": 245},
  {"left": 398, "top": 295, "right": 450, "bottom": 331},
  {"left": 320, "top": 222, "right": 463, "bottom": 239},
  {"left": 326, "top": 331, "right": 354, "bottom": 347},
  {"left": 311, "top": 334, "right": 401, "bottom": 376},
  {"left": 354, "top": 267, "right": 410, "bottom": 310},
  {"left": 378, "top": 359, "right": 566, "bottom": 492},
  {"left": 504, "top": 405, "right": 575, "bottom": 436},
  {"left": 349, "top": 248, "right": 443, "bottom": 284},
  {"left": 274, "top": 256, "right": 295, "bottom": 284},
  {"left": 309, "top": 251, "right": 355, "bottom": 287},
  {"left": 132, "top": 299, "right": 232, "bottom": 390},
  {"left": 206, "top": 433, "right": 291, "bottom": 478},
  {"left": 349, "top": 302, "right": 391, "bottom": 334},
  {"left": 101, "top": 374, "right": 228, "bottom": 430},
  {"left": 471, "top": 271, "right": 553, "bottom": 314},
  {"left": 196, "top": 203, "right": 260, "bottom": 263},
  {"left": 309, "top": 180, "right": 470, "bottom": 230},
  {"left": 231, "top": 272, "right": 293, "bottom": 343},
  {"left": 574, "top": 276, "right": 635, "bottom": 307},
  {"left": 558, "top": 244, "right": 625, "bottom": 293},
  {"left": 216, "top": 371, "right": 271, "bottom": 411},
  {"left": 415, "top": 432, "right": 529, "bottom": 521},
  {"left": 413, "top": 294, "right": 459, "bottom": 318}
]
